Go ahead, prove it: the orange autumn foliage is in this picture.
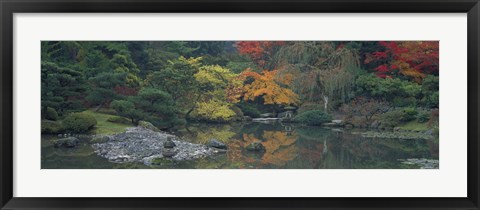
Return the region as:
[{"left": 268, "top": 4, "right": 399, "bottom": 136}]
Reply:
[
  {"left": 226, "top": 131, "right": 298, "bottom": 168},
  {"left": 240, "top": 69, "right": 299, "bottom": 105},
  {"left": 260, "top": 131, "right": 298, "bottom": 166}
]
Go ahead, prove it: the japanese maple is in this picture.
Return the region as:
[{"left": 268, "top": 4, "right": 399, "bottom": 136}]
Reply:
[
  {"left": 240, "top": 69, "right": 299, "bottom": 106},
  {"left": 235, "top": 41, "right": 286, "bottom": 69},
  {"left": 365, "top": 41, "right": 439, "bottom": 82}
]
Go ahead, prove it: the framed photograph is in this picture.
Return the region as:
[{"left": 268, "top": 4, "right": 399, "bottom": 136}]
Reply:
[{"left": 1, "top": 0, "right": 479, "bottom": 209}]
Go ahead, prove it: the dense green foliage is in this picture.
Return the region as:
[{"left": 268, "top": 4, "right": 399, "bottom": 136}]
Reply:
[
  {"left": 237, "top": 103, "right": 261, "bottom": 118},
  {"left": 62, "top": 113, "right": 97, "bottom": 133},
  {"left": 41, "top": 41, "right": 439, "bottom": 132},
  {"left": 134, "top": 88, "right": 181, "bottom": 128},
  {"left": 355, "top": 74, "right": 439, "bottom": 107},
  {"left": 416, "top": 110, "right": 431, "bottom": 123},
  {"left": 380, "top": 108, "right": 424, "bottom": 128},
  {"left": 44, "top": 107, "right": 59, "bottom": 121},
  {"left": 110, "top": 100, "right": 145, "bottom": 125},
  {"left": 41, "top": 61, "right": 86, "bottom": 116},
  {"left": 294, "top": 110, "right": 332, "bottom": 125},
  {"left": 41, "top": 120, "right": 64, "bottom": 134}
]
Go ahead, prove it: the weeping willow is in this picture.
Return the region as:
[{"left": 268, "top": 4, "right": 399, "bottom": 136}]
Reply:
[
  {"left": 275, "top": 41, "right": 330, "bottom": 68},
  {"left": 275, "top": 42, "right": 360, "bottom": 111}
]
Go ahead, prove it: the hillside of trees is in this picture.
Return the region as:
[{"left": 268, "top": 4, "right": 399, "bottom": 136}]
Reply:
[{"left": 41, "top": 41, "right": 439, "bottom": 133}]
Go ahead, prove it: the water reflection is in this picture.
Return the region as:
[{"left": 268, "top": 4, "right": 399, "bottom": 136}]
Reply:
[
  {"left": 175, "top": 122, "right": 438, "bottom": 169},
  {"left": 41, "top": 122, "right": 439, "bottom": 169}
]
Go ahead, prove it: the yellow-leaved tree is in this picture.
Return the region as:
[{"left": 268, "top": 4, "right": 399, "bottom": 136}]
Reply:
[
  {"left": 194, "top": 99, "right": 236, "bottom": 122},
  {"left": 191, "top": 65, "right": 239, "bottom": 122}
]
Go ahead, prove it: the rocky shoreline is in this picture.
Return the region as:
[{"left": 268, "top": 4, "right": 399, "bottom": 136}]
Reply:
[
  {"left": 91, "top": 126, "right": 223, "bottom": 165},
  {"left": 398, "top": 158, "right": 439, "bottom": 169},
  {"left": 358, "top": 130, "right": 435, "bottom": 140}
]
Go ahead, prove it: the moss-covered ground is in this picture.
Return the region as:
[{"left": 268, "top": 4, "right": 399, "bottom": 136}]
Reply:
[{"left": 82, "top": 110, "right": 133, "bottom": 135}]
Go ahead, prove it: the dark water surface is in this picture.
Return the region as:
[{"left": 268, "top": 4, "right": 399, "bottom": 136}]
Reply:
[{"left": 41, "top": 122, "right": 439, "bottom": 169}]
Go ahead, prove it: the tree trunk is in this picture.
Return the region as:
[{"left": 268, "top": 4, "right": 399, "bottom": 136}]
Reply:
[
  {"left": 185, "top": 94, "right": 202, "bottom": 119},
  {"left": 322, "top": 94, "right": 329, "bottom": 112},
  {"left": 94, "top": 103, "right": 103, "bottom": 112}
]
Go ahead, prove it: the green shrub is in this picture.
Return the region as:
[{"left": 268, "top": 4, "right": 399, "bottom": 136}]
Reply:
[
  {"left": 402, "top": 107, "right": 418, "bottom": 122},
  {"left": 45, "top": 107, "right": 59, "bottom": 121},
  {"left": 421, "top": 91, "right": 439, "bottom": 108},
  {"left": 239, "top": 104, "right": 261, "bottom": 118},
  {"left": 392, "top": 97, "right": 416, "bottom": 107},
  {"left": 416, "top": 110, "right": 430, "bottom": 123},
  {"left": 107, "top": 116, "right": 131, "bottom": 124},
  {"left": 41, "top": 120, "right": 64, "bottom": 134},
  {"left": 97, "top": 109, "right": 118, "bottom": 115},
  {"left": 297, "top": 103, "right": 325, "bottom": 114},
  {"left": 420, "top": 75, "right": 439, "bottom": 108},
  {"left": 379, "top": 110, "right": 403, "bottom": 128},
  {"left": 294, "top": 110, "right": 332, "bottom": 126},
  {"left": 380, "top": 108, "right": 419, "bottom": 128},
  {"left": 62, "top": 112, "right": 97, "bottom": 133}
]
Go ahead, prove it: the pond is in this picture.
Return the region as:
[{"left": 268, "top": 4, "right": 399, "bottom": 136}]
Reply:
[{"left": 41, "top": 122, "right": 439, "bottom": 169}]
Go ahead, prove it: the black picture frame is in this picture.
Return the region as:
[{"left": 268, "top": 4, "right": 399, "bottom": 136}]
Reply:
[{"left": 1, "top": 0, "right": 479, "bottom": 209}]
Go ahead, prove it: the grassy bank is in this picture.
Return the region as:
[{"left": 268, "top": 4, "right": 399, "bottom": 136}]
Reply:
[
  {"left": 82, "top": 110, "right": 133, "bottom": 135},
  {"left": 398, "top": 121, "right": 430, "bottom": 131}
]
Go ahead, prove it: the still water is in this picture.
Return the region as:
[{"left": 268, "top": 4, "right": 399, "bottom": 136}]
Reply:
[{"left": 41, "top": 122, "right": 439, "bottom": 169}]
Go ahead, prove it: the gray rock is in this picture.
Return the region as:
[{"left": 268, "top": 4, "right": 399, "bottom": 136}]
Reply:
[
  {"left": 212, "top": 148, "right": 228, "bottom": 153},
  {"left": 260, "top": 113, "right": 275, "bottom": 118},
  {"left": 277, "top": 111, "right": 294, "bottom": 119},
  {"left": 91, "top": 135, "right": 110, "bottom": 143},
  {"left": 332, "top": 120, "right": 343, "bottom": 124},
  {"left": 163, "top": 138, "right": 176, "bottom": 148},
  {"left": 246, "top": 141, "right": 266, "bottom": 152},
  {"left": 399, "top": 158, "right": 439, "bottom": 169},
  {"left": 252, "top": 118, "right": 280, "bottom": 122},
  {"left": 331, "top": 128, "right": 344, "bottom": 133},
  {"left": 53, "top": 137, "right": 80, "bottom": 148},
  {"left": 162, "top": 148, "right": 176, "bottom": 157},
  {"left": 207, "top": 139, "right": 227, "bottom": 149},
  {"left": 138, "top": 121, "right": 159, "bottom": 132},
  {"left": 361, "top": 131, "right": 431, "bottom": 140},
  {"left": 424, "top": 129, "right": 434, "bottom": 135},
  {"left": 322, "top": 120, "right": 344, "bottom": 127},
  {"left": 243, "top": 116, "right": 253, "bottom": 121},
  {"left": 393, "top": 127, "right": 401, "bottom": 132},
  {"left": 91, "top": 126, "right": 217, "bottom": 165}
]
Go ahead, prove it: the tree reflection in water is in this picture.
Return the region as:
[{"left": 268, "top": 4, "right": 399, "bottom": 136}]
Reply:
[{"left": 176, "top": 122, "right": 438, "bottom": 169}]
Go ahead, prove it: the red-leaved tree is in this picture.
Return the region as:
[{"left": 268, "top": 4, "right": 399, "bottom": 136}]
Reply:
[
  {"left": 365, "top": 41, "right": 439, "bottom": 82},
  {"left": 235, "top": 41, "right": 286, "bottom": 70}
]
